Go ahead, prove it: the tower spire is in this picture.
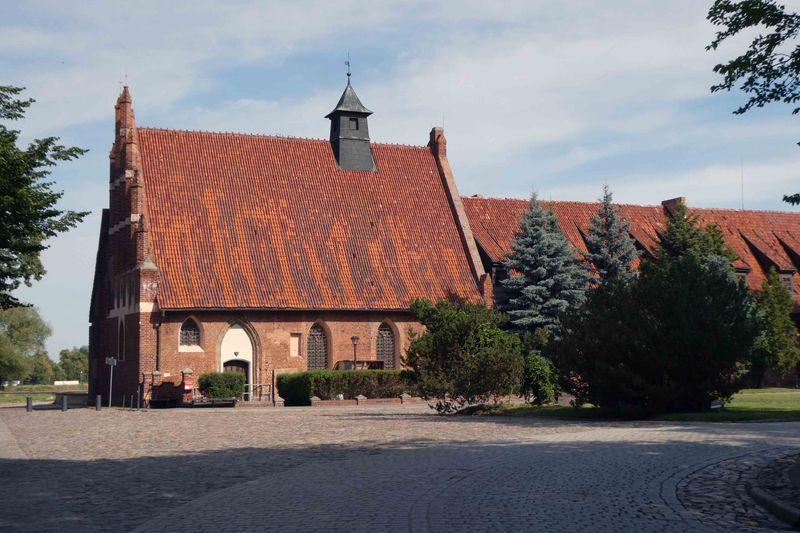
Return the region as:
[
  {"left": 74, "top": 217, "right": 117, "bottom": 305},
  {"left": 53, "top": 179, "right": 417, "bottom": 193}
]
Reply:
[{"left": 326, "top": 65, "right": 376, "bottom": 171}]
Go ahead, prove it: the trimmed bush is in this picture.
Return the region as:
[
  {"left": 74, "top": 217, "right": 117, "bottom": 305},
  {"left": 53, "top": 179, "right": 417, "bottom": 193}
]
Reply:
[
  {"left": 198, "top": 372, "right": 245, "bottom": 399},
  {"left": 277, "top": 370, "right": 415, "bottom": 406}
]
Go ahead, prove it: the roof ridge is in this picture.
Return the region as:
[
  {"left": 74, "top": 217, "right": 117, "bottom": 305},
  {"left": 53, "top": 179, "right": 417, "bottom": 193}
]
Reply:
[
  {"left": 464, "top": 195, "right": 663, "bottom": 208},
  {"left": 691, "top": 206, "right": 800, "bottom": 216},
  {"left": 138, "top": 126, "right": 428, "bottom": 150},
  {"left": 138, "top": 127, "right": 329, "bottom": 143},
  {"left": 466, "top": 195, "right": 800, "bottom": 215}
]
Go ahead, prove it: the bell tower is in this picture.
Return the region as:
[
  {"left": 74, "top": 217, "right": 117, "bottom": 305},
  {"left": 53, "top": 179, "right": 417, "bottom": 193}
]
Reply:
[{"left": 326, "top": 71, "right": 376, "bottom": 171}]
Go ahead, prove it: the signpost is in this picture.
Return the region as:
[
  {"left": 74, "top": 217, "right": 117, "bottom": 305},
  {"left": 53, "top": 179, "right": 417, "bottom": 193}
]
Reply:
[{"left": 105, "top": 357, "right": 117, "bottom": 408}]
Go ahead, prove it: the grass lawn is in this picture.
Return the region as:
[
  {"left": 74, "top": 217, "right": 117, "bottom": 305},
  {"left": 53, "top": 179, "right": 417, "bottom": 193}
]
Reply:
[
  {"left": 0, "top": 384, "right": 88, "bottom": 404},
  {"left": 476, "top": 389, "right": 800, "bottom": 422},
  {"left": 0, "top": 393, "right": 57, "bottom": 404}
]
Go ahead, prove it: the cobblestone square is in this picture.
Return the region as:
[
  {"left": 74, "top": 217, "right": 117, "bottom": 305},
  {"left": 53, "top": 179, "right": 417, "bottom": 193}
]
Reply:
[{"left": 1, "top": 405, "right": 798, "bottom": 532}]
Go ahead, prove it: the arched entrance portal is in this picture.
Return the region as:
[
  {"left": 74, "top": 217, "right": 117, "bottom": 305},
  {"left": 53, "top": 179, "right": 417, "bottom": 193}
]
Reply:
[{"left": 220, "top": 324, "right": 254, "bottom": 395}]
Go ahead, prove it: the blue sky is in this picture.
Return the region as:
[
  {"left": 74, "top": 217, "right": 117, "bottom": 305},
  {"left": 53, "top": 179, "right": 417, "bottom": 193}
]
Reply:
[{"left": 3, "top": 0, "right": 799, "bottom": 357}]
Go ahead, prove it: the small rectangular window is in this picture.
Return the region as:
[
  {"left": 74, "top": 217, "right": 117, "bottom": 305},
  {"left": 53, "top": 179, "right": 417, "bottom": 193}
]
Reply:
[
  {"left": 781, "top": 274, "right": 793, "bottom": 291},
  {"left": 290, "top": 333, "right": 301, "bottom": 357},
  {"left": 735, "top": 271, "right": 748, "bottom": 285},
  {"left": 349, "top": 117, "right": 359, "bottom": 130}
]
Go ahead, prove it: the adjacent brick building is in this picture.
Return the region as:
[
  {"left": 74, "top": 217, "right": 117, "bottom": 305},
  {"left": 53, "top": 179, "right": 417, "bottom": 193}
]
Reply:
[
  {"left": 462, "top": 196, "right": 800, "bottom": 386},
  {"left": 89, "top": 79, "right": 800, "bottom": 404}
]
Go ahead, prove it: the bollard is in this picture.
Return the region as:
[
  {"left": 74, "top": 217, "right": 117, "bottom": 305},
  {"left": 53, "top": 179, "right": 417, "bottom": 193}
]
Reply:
[
  {"left": 136, "top": 389, "right": 140, "bottom": 411},
  {"left": 26, "top": 395, "right": 32, "bottom": 412},
  {"left": 130, "top": 395, "right": 133, "bottom": 411},
  {"left": 61, "top": 395, "right": 68, "bottom": 412},
  {"left": 95, "top": 394, "right": 102, "bottom": 411}
]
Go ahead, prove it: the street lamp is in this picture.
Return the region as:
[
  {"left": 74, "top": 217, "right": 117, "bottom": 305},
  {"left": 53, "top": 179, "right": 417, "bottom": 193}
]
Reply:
[{"left": 351, "top": 335, "right": 359, "bottom": 370}]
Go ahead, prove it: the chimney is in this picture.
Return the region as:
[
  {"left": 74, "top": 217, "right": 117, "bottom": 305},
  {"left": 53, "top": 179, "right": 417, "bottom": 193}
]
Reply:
[{"left": 661, "top": 197, "right": 685, "bottom": 215}]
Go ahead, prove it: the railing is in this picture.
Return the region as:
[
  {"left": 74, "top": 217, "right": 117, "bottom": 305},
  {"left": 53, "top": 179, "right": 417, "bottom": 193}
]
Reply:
[
  {"left": 242, "top": 383, "right": 272, "bottom": 402},
  {"left": 333, "top": 360, "right": 385, "bottom": 370}
]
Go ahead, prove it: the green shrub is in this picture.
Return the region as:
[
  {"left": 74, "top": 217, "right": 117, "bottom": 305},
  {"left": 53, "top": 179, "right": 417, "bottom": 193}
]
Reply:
[
  {"left": 277, "top": 370, "right": 415, "bottom": 406},
  {"left": 197, "top": 372, "right": 245, "bottom": 399},
  {"left": 404, "top": 298, "right": 525, "bottom": 414}
]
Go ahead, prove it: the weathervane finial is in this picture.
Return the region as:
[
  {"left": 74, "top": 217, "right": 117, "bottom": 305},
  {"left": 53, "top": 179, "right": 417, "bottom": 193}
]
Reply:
[{"left": 345, "top": 52, "right": 351, "bottom": 79}]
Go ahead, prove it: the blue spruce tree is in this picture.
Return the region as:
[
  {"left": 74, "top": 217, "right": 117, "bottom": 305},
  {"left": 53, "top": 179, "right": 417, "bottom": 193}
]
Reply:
[
  {"left": 585, "top": 185, "right": 639, "bottom": 285},
  {"left": 501, "top": 193, "right": 590, "bottom": 334}
]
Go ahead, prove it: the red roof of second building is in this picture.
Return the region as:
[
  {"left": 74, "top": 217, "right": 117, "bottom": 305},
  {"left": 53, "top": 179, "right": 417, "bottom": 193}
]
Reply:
[
  {"left": 138, "top": 128, "right": 482, "bottom": 309},
  {"left": 462, "top": 195, "right": 800, "bottom": 298}
]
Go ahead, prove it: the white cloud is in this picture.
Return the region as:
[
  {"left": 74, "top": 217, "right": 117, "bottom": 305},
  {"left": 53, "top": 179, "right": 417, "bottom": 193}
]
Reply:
[{"left": 544, "top": 158, "right": 800, "bottom": 209}]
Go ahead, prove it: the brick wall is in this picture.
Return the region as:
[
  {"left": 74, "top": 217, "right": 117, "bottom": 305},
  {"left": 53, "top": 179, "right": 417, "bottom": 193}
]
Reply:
[{"left": 137, "top": 310, "right": 420, "bottom": 401}]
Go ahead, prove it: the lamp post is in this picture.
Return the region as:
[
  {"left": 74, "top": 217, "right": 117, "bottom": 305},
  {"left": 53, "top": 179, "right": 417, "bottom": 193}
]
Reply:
[{"left": 351, "top": 335, "right": 359, "bottom": 370}]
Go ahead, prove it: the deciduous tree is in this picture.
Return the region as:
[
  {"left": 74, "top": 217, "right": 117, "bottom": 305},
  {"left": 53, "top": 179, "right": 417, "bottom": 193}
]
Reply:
[
  {"left": 404, "top": 299, "right": 526, "bottom": 413},
  {"left": 706, "top": 0, "right": 800, "bottom": 204},
  {"left": 0, "top": 306, "right": 50, "bottom": 383},
  {"left": 57, "top": 345, "right": 88, "bottom": 382},
  {"left": 29, "top": 350, "right": 54, "bottom": 384},
  {"left": 0, "top": 85, "right": 89, "bottom": 307}
]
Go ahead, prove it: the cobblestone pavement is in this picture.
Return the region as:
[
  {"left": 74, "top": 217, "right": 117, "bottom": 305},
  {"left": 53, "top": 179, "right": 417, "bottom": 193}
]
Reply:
[
  {"left": 757, "top": 453, "right": 800, "bottom": 512},
  {"left": 678, "top": 447, "right": 798, "bottom": 531},
  {"left": 1, "top": 405, "right": 799, "bottom": 532}
]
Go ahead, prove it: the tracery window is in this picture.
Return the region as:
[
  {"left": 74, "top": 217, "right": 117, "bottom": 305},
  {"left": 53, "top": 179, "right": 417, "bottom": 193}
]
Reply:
[
  {"left": 307, "top": 324, "right": 328, "bottom": 369},
  {"left": 180, "top": 319, "right": 201, "bottom": 347},
  {"left": 376, "top": 323, "right": 395, "bottom": 370}
]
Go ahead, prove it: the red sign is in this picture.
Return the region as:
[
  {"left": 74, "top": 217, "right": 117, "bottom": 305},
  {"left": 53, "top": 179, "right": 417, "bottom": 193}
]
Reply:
[{"left": 183, "top": 379, "right": 194, "bottom": 391}]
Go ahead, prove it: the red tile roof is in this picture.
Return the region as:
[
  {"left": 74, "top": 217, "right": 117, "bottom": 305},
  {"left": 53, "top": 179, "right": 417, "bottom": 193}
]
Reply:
[
  {"left": 691, "top": 207, "right": 800, "bottom": 290},
  {"left": 137, "top": 128, "right": 482, "bottom": 309},
  {"left": 462, "top": 196, "right": 800, "bottom": 299}
]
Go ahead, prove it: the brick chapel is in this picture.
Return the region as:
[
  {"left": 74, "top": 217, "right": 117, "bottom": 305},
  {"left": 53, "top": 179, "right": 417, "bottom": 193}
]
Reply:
[{"left": 89, "top": 77, "right": 800, "bottom": 404}]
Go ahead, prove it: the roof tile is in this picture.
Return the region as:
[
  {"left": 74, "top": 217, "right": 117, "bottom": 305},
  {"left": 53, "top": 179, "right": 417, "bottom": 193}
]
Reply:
[{"left": 138, "top": 128, "right": 482, "bottom": 309}]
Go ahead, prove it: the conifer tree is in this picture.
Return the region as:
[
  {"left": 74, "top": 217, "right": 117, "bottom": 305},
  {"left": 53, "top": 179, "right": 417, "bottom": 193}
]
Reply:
[
  {"left": 658, "top": 203, "right": 736, "bottom": 262},
  {"left": 752, "top": 268, "right": 800, "bottom": 387},
  {"left": 585, "top": 185, "right": 639, "bottom": 285},
  {"left": 501, "top": 193, "right": 590, "bottom": 334}
]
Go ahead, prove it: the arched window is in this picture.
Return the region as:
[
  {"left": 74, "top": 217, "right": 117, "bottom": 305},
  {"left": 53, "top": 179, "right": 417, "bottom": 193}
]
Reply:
[
  {"left": 118, "top": 322, "right": 125, "bottom": 362},
  {"left": 307, "top": 324, "right": 328, "bottom": 369},
  {"left": 376, "top": 323, "right": 395, "bottom": 369},
  {"left": 180, "top": 319, "right": 201, "bottom": 347}
]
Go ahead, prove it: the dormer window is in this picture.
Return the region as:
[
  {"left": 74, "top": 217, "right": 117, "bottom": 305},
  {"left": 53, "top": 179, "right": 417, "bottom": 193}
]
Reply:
[
  {"left": 780, "top": 273, "right": 793, "bottom": 291},
  {"left": 180, "top": 319, "right": 201, "bottom": 347},
  {"left": 734, "top": 270, "right": 749, "bottom": 285}
]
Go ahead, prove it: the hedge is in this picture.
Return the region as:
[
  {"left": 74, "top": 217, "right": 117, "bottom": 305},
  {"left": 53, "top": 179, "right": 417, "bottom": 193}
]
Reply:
[
  {"left": 276, "top": 370, "right": 416, "bottom": 406},
  {"left": 198, "top": 372, "right": 246, "bottom": 399}
]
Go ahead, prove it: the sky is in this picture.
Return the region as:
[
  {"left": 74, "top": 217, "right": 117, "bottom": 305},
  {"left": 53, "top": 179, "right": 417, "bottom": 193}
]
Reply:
[{"left": 3, "top": 0, "right": 799, "bottom": 357}]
